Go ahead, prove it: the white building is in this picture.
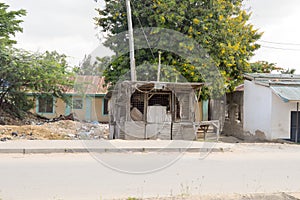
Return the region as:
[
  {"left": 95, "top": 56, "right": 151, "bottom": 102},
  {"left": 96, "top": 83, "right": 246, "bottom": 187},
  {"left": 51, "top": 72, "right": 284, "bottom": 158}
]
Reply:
[{"left": 244, "top": 73, "right": 300, "bottom": 141}]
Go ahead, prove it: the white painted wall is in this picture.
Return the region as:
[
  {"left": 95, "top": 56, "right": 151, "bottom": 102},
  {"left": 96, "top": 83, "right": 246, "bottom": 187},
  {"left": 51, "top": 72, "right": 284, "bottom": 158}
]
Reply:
[
  {"left": 244, "top": 80, "right": 272, "bottom": 139},
  {"left": 271, "top": 93, "right": 297, "bottom": 139}
]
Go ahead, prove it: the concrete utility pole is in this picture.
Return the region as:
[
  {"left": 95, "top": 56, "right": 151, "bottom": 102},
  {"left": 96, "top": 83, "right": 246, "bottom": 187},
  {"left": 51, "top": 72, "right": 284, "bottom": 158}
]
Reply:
[
  {"left": 157, "top": 51, "right": 162, "bottom": 82},
  {"left": 126, "top": 0, "right": 136, "bottom": 81}
]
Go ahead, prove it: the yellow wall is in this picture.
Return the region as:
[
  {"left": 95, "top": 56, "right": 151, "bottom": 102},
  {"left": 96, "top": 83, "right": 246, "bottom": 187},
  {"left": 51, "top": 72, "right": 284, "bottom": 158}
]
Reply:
[
  {"left": 30, "top": 95, "right": 109, "bottom": 122},
  {"left": 93, "top": 97, "right": 109, "bottom": 122},
  {"left": 71, "top": 96, "right": 86, "bottom": 121}
]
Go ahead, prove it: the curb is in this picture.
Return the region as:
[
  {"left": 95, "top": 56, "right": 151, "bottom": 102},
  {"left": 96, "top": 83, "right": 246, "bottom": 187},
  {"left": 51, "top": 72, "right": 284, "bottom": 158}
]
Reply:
[{"left": 0, "top": 147, "right": 231, "bottom": 154}]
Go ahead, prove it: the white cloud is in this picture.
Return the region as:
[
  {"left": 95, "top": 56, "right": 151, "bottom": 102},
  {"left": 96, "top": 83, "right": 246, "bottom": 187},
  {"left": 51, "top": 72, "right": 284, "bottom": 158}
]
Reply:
[
  {"left": 2, "top": 0, "right": 106, "bottom": 66},
  {"left": 244, "top": 0, "right": 300, "bottom": 72},
  {"left": 3, "top": 0, "right": 300, "bottom": 72}
]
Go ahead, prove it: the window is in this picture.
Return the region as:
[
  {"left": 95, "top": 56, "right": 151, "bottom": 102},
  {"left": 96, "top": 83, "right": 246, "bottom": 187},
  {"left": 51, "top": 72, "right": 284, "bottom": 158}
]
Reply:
[
  {"left": 72, "top": 98, "right": 83, "bottom": 109},
  {"left": 38, "top": 96, "right": 54, "bottom": 113},
  {"left": 103, "top": 98, "right": 109, "bottom": 115}
]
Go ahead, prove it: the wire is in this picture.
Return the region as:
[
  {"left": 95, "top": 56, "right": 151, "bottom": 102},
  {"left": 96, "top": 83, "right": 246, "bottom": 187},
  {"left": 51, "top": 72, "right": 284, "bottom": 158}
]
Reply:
[
  {"left": 131, "top": 0, "right": 156, "bottom": 60},
  {"left": 260, "top": 40, "right": 300, "bottom": 46},
  {"left": 259, "top": 45, "right": 300, "bottom": 52}
]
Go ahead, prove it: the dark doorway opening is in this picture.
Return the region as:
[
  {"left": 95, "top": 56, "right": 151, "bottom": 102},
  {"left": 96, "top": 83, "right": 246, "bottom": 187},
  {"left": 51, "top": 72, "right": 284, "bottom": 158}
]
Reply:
[{"left": 290, "top": 111, "right": 300, "bottom": 142}]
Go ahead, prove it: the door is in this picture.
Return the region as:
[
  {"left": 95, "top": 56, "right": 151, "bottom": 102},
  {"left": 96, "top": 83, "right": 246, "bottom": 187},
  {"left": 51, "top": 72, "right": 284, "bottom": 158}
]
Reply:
[
  {"left": 290, "top": 111, "right": 300, "bottom": 142},
  {"left": 85, "top": 97, "right": 92, "bottom": 122},
  {"left": 65, "top": 104, "right": 71, "bottom": 116}
]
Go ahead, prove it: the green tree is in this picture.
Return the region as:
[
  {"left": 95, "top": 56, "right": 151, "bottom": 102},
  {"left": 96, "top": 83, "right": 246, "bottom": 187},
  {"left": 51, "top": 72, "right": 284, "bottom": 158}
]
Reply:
[
  {"left": 76, "top": 54, "right": 111, "bottom": 76},
  {"left": 250, "top": 61, "right": 296, "bottom": 74},
  {"left": 95, "top": 0, "right": 262, "bottom": 92},
  {"left": 281, "top": 68, "right": 296, "bottom": 74},
  {"left": 0, "top": 2, "right": 26, "bottom": 46},
  {"left": 0, "top": 3, "right": 74, "bottom": 117},
  {"left": 0, "top": 49, "right": 74, "bottom": 117},
  {"left": 250, "top": 61, "right": 283, "bottom": 73}
]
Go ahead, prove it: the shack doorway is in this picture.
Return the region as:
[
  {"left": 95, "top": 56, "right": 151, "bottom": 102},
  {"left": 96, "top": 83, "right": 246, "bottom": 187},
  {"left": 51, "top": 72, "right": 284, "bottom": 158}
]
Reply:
[{"left": 291, "top": 111, "right": 300, "bottom": 142}]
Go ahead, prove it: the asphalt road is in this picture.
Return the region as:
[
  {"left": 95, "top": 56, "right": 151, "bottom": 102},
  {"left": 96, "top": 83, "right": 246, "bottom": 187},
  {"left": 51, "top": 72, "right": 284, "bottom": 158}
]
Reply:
[{"left": 1, "top": 143, "right": 300, "bottom": 200}]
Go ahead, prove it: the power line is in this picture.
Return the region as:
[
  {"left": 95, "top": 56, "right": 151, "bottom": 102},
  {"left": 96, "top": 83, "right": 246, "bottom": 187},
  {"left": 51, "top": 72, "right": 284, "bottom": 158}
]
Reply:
[
  {"left": 260, "top": 40, "right": 300, "bottom": 46},
  {"left": 259, "top": 45, "right": 300, "bottom": 51},
  {"left": 131, "top": 0, "right": 156, "bottom": 60}
]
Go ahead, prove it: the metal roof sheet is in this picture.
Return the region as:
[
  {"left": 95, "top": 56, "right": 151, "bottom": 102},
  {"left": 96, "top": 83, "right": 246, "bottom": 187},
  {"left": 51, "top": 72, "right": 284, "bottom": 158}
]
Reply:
[
  {"left": 66, "top": 76, "right": 107, "bottom": 95},
  {"left": 271, "top": 86, "right": 300, "bottom": 102},
  {"left": 244, "top": 73, "right": 300, "bottom": 80}
]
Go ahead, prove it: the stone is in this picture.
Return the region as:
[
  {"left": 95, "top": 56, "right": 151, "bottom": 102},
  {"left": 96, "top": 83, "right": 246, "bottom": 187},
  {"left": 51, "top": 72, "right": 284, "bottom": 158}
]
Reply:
[{"left": 11, "top": 132, "right": 18, "bottom": 137}]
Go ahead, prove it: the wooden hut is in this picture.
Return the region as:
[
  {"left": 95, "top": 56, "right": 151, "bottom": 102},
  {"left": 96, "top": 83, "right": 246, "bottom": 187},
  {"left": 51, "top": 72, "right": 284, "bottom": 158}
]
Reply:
[{"left": 108, "top": 81, "right": 204, "bottom": 140}]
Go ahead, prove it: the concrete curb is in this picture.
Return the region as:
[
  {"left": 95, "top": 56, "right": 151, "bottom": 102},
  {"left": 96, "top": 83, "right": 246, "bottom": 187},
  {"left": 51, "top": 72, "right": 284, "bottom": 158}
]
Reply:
[
  {"left": 0, "top": 147, "right": 231, "bottom": 154},
  {"left": 0, "top": 140, "right": 234, "bottom": 154}
]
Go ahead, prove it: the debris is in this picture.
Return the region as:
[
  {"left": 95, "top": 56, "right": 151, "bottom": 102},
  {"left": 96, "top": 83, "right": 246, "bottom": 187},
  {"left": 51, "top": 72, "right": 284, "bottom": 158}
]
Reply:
[
  {"left": 131, "top": 107, "right": 143, "bottom": 121},
  {"left": 0, "top": 137, "right": 11, "bottom": 142},
  {"left": 67, "top": 133, "right": 76, "bottom": 138},
  {"left": 0, "top": 120, "right": 109, "bottom": 140},
  {"left": 0, "top": 108, "right": 109, "bottom": 140},
  {"left": 11, "top": 132, "right": 18, "bottom": 137}
]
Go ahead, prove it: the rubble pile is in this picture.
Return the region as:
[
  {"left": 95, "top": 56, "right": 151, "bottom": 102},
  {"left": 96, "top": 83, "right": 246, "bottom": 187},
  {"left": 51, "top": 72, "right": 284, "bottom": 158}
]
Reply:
[
  {"left": 0, "top": 109, "right": 48, "bottom": 126},
  {"left": 0, "top": 120, "right": 109, "bottom": 141}
]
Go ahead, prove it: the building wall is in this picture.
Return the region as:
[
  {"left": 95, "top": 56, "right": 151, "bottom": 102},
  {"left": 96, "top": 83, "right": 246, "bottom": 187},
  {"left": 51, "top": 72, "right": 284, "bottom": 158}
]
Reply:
[
  {"left": 271, "top": 93, "right": 296, "bottom": 139},
  {"left": 93, "top": 97, "right": 109, "bottom": 122},
  {"left": 31, "top": 95, "right": 109, "bottom": 122},
  {"left": 243, "top": 80, "right": 272, "bottom": 139},
  {"left": 31, "top": 97, "right": 66, "bottom": 119},
  {"left": 71, "top": 96, "right": 87, "bottom": 121},
  {"left": 65, "top": 96, "right": 108, "bottom": 122}
]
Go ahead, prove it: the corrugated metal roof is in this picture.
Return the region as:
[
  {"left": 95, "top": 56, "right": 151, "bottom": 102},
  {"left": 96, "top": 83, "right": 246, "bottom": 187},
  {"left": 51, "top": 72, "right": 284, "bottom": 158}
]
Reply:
[
  {"left": 244, "top": 73, "right": 300, "bottom": 80},
  {"left": 244, "top": 73, "right": 300, "bottom": 102},
  {"left": 271, "top": 86, "right": 300, "bottom": 102},
  {"left": 66, "top": 76, "right": 107, "bottom": 95}
]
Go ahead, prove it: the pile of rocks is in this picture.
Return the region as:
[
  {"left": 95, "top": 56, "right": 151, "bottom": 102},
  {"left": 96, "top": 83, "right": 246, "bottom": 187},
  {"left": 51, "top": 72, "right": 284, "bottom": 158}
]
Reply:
[{"left": 0, "top": 120, "right": 109, "bottom": 141}]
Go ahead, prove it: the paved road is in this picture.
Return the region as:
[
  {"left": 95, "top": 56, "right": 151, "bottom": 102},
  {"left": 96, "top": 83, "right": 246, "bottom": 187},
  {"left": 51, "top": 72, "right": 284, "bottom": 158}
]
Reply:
[{"left": 1, "top": 143, "right": 300, "bottom": 200}]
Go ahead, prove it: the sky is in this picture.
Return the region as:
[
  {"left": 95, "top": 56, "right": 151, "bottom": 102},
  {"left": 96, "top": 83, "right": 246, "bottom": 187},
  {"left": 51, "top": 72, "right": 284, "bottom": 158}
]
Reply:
[
  {"left": 3, "top": 0, "right": 300, "bottom": 71},
  {"left": 2, "top": 0, "right": 108, "bottom": 66},
  {"left": 244, "top": 0, "right": 300, "bottom": 71}
]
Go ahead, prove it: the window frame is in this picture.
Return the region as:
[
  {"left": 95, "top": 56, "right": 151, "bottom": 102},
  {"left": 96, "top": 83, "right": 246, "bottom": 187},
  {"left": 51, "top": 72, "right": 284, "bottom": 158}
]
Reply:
[
  {"left": 72, "top": 98, "right": 83, "bottom": 110},
  {"left": 102, "top": 98, "right": 109, "bottom": 116},
  {"left": 36, "top": 96, "right": 55, "bottom": 114}
]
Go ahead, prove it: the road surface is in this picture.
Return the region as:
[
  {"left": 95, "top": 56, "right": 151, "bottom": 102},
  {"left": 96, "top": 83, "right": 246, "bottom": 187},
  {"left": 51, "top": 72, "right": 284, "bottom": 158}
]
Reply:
[{"left": 1, "top": 143, "right": 300, "bottom": 199}]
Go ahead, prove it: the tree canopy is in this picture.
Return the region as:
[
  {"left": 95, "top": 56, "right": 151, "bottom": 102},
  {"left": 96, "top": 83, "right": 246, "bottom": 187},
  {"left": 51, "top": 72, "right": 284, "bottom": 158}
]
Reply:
[
  {"left": 0, "top": 2, "right": 26, "bottom": 46},
  {"left": 95, "top": 0, "right": 262, "bottom": 92},
  {"left": 250, "top": 61, "right": 282, "bottom": 73},
  {"left": 76, "top": 54, "right": 111, "bottom": 76},
  {"left": 0, "top": 3, "right": 74, "bottom": 117}
]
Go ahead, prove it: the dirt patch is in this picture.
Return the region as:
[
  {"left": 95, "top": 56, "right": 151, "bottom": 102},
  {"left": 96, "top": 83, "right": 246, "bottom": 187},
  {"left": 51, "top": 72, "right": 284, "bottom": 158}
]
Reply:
[
  {"left": 143, "top": 192, "right": 299, "bottom": 200},
  {"left": 0, "top": 108, "right": 47, "bottom": 126},
  {"left": 0, "top": 120, "right": 109, "bottom": 141},
  {"left": 0, "top": 108, "right": 109, "bottom": 141}
]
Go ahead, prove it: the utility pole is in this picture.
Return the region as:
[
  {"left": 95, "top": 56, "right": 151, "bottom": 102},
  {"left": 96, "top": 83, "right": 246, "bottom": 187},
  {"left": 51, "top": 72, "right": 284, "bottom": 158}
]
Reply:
[
  {"left": 157, "top": 51, "right": 162, "bottom": 82},
  {"left": 125, "top": 0, "right": 136, "bottom": 81}
]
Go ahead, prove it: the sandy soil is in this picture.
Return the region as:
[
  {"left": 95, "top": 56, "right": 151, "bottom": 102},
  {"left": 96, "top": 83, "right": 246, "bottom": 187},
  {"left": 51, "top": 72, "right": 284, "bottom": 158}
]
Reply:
[
  {"left": 0, "top": 120, "right": 109, "bottom": 140},
  {"left": 144, "top": 192, "right": 300, "bottom": 200}
]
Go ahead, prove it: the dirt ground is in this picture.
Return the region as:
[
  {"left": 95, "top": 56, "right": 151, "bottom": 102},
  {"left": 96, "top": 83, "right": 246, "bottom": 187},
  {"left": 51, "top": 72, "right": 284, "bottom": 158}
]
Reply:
[
  {"left": 144, "top": 192, "right": 300, "bottom": 200},
  {"left": 0, "top": 120, "right": 109, "bottom": 141},
  {"left": 0, "top": 120, "right": 293, "bottom": 144},
  {"left": 0, "top": 109, "right": 294, "bottom": 144},
  {"left": 0, "top": 108, "right": 110, "bottom": 141}
]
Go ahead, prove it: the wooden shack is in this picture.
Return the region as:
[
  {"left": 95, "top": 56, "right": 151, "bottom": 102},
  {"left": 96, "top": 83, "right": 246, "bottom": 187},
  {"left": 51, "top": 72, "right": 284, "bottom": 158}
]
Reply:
[{"left": 108, "top": 81, "right": 204, "bottom": 140}]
